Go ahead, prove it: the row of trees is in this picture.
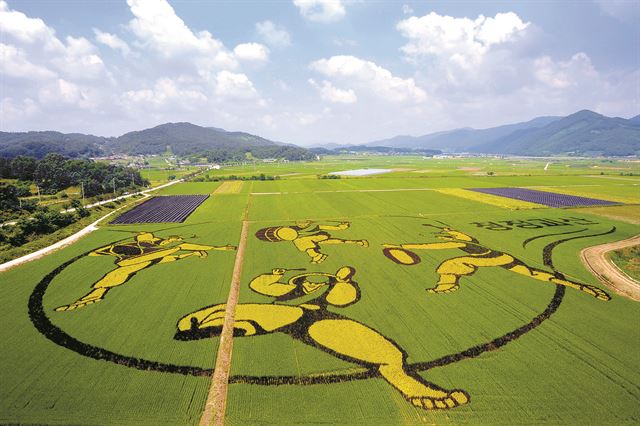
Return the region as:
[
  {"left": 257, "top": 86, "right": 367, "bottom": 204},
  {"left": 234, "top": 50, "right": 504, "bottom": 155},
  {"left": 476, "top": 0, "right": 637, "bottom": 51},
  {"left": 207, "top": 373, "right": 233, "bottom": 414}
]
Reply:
[
  {"left": 193, "top": 173, "right": 281, "bottom": 182},
  {"left": 202, "top": 146, "right": 315, "bottom": 163},
  {"left": 0, "top": 153, "right": 148, "bottom": 195}
]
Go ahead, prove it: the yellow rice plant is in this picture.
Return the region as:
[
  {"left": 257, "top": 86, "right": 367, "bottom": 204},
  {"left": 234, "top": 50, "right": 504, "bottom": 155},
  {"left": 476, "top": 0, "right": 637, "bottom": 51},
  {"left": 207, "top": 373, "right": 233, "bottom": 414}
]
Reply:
[{"left": 435, "top": 188, "right": 547, "bottom": 210}]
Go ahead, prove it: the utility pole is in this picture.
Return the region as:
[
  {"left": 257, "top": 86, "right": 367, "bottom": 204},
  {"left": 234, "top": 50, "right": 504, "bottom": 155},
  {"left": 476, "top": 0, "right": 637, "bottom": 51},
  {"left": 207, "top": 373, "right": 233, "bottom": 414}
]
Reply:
[
  {"left": 112, "top": 178, "right": 116, "bottom": 196},
  {"left": 36, "top": 185, "right": 41, "bottom": 202},
  {"left": 81, "top": 181, "right": 85, "bottom": 207}
]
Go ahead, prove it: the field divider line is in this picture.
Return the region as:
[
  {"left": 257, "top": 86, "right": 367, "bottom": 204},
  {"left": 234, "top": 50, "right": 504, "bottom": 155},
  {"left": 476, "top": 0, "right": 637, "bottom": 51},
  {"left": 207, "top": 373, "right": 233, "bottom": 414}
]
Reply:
[{"left": 200, "top": 218, "right": 250, "bottom": 426}]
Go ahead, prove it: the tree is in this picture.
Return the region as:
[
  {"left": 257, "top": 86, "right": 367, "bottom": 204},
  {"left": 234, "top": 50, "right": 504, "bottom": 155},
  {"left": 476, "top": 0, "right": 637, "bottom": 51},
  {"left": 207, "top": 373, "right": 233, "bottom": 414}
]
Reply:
[
  {"left": 0, "top": 184, "right": 20, "bottom": 211},
  {"left": 35, "top": 153, "right": 70, "bottom": 193},
  {"left": 0, "top": 157, "right": 12, "bottom": 178},
  {"left": 10, "top": 156, "right": 37, "bottom": 180}
]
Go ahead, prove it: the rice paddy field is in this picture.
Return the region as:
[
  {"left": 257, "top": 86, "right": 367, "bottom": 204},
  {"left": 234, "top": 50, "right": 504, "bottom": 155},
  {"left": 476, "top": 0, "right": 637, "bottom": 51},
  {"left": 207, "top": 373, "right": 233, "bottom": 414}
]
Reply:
[{"left": 1, "top": 156, "right": 639, "bottom": 425}]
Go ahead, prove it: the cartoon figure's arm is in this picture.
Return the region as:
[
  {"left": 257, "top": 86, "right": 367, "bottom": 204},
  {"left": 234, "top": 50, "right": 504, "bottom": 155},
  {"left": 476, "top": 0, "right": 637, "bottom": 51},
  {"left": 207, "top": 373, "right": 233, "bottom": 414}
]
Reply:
[
  {"left": 384, "top": 242, "right": 467, "bottom": 250},
  {"left": 173, "top": 243, "right": 236, "bottom": 258},
  {"left": 249, "top": 269, "right": 296, "bottom": 297},
  {"left": 179, "top": 243, "right": 235, "bottom": 251},
  {"left": 318, "top": 222, "right": 350, "bottom": 231}
]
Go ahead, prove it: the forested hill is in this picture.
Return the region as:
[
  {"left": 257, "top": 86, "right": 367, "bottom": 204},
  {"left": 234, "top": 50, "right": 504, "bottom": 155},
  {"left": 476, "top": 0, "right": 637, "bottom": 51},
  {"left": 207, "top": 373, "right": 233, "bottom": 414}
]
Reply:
[
  {"left": 366, "top": 110, "right": 640, "bottom": 156},
  {"left": 470, "top": 110, "right": 640, "bottom": 156},
  {"left": 112, "top": 122, "right": 277, "bottom": 155},
  {"left": 0, "top": 123, "right": 314, "bottom": 161},
  {"left": 0, "top": 131, "right": 109, "bottom": 159}
]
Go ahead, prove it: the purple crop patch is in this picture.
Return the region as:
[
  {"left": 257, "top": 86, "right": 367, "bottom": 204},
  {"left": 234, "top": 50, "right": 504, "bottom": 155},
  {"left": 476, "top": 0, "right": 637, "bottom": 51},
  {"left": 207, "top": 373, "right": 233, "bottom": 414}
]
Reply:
[
  {"left": 468, "top": 187, "right": 618, "bottom": 208},
  {"left": 111, "top": 195, "right": 209, "bottom": 224}
]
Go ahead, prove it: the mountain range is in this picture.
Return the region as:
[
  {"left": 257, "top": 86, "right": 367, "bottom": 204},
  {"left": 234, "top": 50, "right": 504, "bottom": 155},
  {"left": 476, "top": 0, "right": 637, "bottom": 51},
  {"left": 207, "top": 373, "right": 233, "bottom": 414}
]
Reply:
[
  {"left": 1, "top": 110, "right": 638, "bottom": 159},
  {"left": 0, "top": 123, "right": 294, "bottom": 159},
  {"left": 367, "top": 110, "right": 640, "bottom": 156}
]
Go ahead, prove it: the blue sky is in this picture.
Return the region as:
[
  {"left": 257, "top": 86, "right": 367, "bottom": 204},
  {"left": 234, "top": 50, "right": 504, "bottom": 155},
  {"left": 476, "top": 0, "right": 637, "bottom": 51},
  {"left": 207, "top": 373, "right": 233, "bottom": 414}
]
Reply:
[{"left": 1, "top": 0, "right": 638, "bottom": 145}]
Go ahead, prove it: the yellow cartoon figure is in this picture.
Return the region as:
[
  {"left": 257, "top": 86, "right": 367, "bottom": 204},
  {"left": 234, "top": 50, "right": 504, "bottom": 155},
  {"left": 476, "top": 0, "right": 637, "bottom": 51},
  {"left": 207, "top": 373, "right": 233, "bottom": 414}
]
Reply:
[
  {"left": 55, "top": 232, "right": 236, "bottom": 311},
  {"left": 176, "top": 267, "right": 469, "bottom": 410},
  {"left": 383, "top": 226, "right": 610, "bottom": 301},
  {"left": 254, "top": 221, "right": 368, "bottom": 263}
]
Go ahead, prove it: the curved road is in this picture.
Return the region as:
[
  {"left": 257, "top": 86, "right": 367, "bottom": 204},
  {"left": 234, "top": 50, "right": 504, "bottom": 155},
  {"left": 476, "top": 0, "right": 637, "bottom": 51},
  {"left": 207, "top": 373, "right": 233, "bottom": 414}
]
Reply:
[{"left": 581, "top": 235, "right": 640, "bottom": 301}]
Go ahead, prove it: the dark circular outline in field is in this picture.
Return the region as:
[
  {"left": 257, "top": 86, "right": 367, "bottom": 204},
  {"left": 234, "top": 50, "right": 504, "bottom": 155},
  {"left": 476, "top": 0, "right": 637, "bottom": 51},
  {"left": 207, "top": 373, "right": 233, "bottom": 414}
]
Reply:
[{"left": 28, "top": 227, "right": 615, "bottom": 384}]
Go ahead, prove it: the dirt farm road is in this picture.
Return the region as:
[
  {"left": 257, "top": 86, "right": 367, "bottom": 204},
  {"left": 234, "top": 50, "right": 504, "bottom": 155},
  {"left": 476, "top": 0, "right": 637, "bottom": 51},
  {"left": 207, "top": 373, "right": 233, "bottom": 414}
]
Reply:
[{"left": 581, "top": 235, "right": 640, "bottom": 301}]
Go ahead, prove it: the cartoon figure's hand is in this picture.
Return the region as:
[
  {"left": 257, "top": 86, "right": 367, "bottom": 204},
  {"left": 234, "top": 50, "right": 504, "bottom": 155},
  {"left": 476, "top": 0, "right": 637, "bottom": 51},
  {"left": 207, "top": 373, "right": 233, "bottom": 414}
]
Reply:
[
  {"left": 195, "top": 250, "right": 208, "bottom": 257},
  {"left": 338, "top": 221, "right": 350, "bottom": 227},
  {"left": 272, "top": 268, "right": 287, "bottom": 275},
  {"left": 55, "top": 298, "right": 102, "bottom": 312}
]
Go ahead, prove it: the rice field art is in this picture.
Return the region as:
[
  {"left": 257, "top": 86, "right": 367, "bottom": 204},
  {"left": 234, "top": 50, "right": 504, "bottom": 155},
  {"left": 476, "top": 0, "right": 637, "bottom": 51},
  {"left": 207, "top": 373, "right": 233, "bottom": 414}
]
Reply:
[
  {"left": 111, "top": 195, "right": 209, "bottom": 224},
  {"left": 468, "top": 187, "right": 619, "bottom": 207},
  {"left": 254, "top": 221, "right": 369, "bottom": 263},
  {"left": 3, "top": 169, "right": 639, "bottom": 425},
  {"left": 178, "top": 265, "right": 470, "bottom": 410},
  {"left": 54, "top": 232, "right": 236, "bottom": 311}
]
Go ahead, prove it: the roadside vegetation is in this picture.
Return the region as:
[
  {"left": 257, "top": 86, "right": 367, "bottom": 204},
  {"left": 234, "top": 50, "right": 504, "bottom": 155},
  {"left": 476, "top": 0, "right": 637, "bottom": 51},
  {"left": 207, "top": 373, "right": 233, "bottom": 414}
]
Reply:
[
  {"left": 0, "top": 153, "right": 147, "bottom": 196},
  {"left": 0, "top": 196, "right": 143, "bottom": 264},
  {"left": 608, "top": 245, "right": 640, "bottom": 282}
]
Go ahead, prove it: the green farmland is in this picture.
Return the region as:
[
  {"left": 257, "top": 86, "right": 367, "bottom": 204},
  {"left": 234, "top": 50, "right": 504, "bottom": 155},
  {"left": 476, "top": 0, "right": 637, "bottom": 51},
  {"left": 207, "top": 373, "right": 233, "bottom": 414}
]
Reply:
[{"left": 1, "top": 156, "right": 639, "bottom": 425}]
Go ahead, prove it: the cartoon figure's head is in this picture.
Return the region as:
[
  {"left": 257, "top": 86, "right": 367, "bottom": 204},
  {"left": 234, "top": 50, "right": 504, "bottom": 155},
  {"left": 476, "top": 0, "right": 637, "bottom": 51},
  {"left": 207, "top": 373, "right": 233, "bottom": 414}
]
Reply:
[
  {"left": 288, "top": 267, "right": 357, "bottom": 297},
  {"left": 255, "top": 226, "right": 299, "bottom": 242},
  {"left": 429, "top": 226, "right": 474, "bottom": 242}
]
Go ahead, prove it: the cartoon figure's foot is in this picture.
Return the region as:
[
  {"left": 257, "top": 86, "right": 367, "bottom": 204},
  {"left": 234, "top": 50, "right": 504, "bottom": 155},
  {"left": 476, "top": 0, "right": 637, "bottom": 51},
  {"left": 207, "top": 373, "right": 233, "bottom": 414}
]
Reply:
[
  {"left": 426, "top": 283, "right": 459, "bottom": 294},
  {"left": 311, "top": 254, "right": 328, "bottom": 264},
  {"left": 358, "top": 240, "right": 369, "bottom": 247},
  {"left": 580, "top": 284, "right": 611, "bottom": 301},
  {"left": 408, "top": 390, "right": 470, "bottom": 410},
  {"left": 55, "top": 298, "right": 103, "bottom": 311}
]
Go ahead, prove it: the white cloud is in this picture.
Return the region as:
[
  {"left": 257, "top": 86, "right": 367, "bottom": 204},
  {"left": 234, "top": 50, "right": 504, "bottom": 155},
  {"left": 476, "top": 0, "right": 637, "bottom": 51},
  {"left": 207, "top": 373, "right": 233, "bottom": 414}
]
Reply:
[
  {"left": 94, "top": 29, "right": 131, "bottom": 55},
  {"left": 310, "top": 55, "right": 427, "bottom": 103},
  {"left": 0, "top": 42, "right": 56, "bottom": 80},
  {"left": 233, "top": 42, "right": 269, "bottom": 63},
  {"left": 0, "top": 0, "right": 62, "bottom": 51},
  {"left": 215, "top": 71, "right": 258, "bottom": 99},
  {"left": 397, "top": 12, "right": 529, "bottom": 68},
  {"left": 293, "top": 0, "right": 346, "bottom": 23},
  {"left": 309, "top": 79, "right": 357, "bottom": 104},
  {"left": 0, "top": 2, "right": 106, "bottom": 80},
  {"left": 123, "top": 78, "right": 207, "bottom": 109},
  {"left": 126, "top": 0, "right": 236, "bottom": 69},
  {"left": 38, "top": 78, "right": 99, "bottom": 110},
  {"left": 534, "top": 52, "right": 597, "bottom": 89},
  {"left": 256, "top": 20, "right": 291, "bottom": 48}
]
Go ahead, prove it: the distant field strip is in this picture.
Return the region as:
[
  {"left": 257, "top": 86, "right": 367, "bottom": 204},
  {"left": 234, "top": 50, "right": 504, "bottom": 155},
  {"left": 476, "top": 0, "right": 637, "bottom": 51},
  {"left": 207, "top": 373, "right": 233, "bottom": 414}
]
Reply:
[
  {"left": 435, "top": 188, "right": 546, "bottom": 209},
  {"left": 531, "top": 186, "right": 640, "bottom": 204},
  {"left": 110, "top": 195, "right": 208, "bottom": 224},
  {"left": 213, "top": 181, "right": 243, "bottom": 194},
  {"left": 470, "top": 187, "right": 619, "bottom": 208},
  {"left": 575, "top": 205, "right": 640, "bottom": 224}
]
